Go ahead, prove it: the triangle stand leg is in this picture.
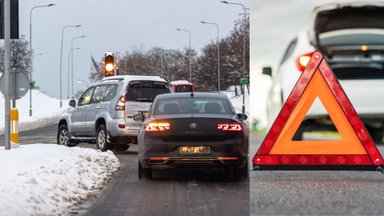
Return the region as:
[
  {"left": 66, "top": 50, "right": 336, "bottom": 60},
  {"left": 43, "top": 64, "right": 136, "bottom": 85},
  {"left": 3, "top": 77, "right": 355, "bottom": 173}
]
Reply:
[{"left": 376, "top": 166, "right": 384, "bottom": 175}]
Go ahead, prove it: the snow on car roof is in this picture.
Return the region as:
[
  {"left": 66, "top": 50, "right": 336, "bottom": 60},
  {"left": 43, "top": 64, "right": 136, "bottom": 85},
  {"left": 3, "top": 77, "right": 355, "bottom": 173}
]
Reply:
[
  {"left": 101, "top": 75, "right": 167, "bottom": 84},
  {"left": 170, "top": 80, "right": 192, "bottom": 85}
]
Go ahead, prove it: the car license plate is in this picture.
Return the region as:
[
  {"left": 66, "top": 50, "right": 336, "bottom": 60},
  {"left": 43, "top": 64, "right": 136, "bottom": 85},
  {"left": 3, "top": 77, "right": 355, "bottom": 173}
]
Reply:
[{"left": 180, "top": 146, "right": 210, "bottom": 154}]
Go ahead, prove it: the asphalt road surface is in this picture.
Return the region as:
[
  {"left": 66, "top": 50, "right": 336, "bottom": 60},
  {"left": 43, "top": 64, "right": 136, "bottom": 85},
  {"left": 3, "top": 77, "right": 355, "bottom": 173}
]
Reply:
[
  {"left": 250, "top": 132, "right": 384, "bottom": 215},
  {"left": 0, "top": 125, "right": 250, "bottom": 216}
]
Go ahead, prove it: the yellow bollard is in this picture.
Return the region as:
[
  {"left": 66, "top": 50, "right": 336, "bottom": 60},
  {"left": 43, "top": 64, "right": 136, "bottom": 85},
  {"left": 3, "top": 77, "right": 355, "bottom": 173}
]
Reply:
[{"left": 10, "top": 108, "right": 19, "bottom": 147}]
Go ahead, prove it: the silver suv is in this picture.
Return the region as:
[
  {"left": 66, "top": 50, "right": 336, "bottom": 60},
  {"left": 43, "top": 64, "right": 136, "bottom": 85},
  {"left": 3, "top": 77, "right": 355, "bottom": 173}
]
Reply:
[{"left": 57, "top": 75, "right": 171, "bottom": 151}]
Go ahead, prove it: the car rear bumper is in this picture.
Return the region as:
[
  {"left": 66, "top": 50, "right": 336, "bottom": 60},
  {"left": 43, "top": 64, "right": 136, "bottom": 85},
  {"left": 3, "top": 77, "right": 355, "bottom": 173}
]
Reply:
[
  {"left": 106, "top": 118, "right": 140, "bottom": 139},
  {"left": 141, "top": 157, "right": 248, "bottom": 169},
  {"left": 138, "top": 139, "right": 248, "bottom": 169}
]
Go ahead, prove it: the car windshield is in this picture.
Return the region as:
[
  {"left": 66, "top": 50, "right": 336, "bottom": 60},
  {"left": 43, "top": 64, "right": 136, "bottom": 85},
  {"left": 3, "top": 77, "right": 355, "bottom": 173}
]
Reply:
[
  {"left": 153, "top": 97, "right": 233, "bottom": 115},
  {"left": 126, "top": 81, "right": 170, "bottom": 102}
]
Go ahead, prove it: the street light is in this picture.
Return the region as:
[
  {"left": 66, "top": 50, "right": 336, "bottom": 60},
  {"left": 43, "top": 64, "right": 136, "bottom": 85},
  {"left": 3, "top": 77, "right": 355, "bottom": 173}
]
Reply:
[
  {"left": 67, "top": 47, "right": 80, "bottom": 99},
  {"left": 59, "top": 24, "right": 81, "bottom": 107},
  {"left": 29, "top": 3, "right": 55, "bottom": 116},
  {"left": 220, "top": 0, "right": 248, "bottom": 113},
  {"left": 176, "top": 28, "right": 192, "bottom": 83},
  {"left": 71, "top": 35, "right": 86, "bottom": 98},
  {"left": 200, "top": 21, "right": 220, "bottom": 92}
]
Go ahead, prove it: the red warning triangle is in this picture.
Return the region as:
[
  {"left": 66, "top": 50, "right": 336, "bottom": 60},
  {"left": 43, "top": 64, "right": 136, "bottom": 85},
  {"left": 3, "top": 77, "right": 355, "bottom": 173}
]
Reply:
[{"left": 253, "top": 51, "right": 383, "bottom": 169}]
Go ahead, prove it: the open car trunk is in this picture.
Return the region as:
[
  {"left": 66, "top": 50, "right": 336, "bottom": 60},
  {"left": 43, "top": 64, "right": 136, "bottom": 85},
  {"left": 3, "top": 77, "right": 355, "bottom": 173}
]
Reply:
[{"left": 309, "top": 2, "right": 384, "bottom": 79}]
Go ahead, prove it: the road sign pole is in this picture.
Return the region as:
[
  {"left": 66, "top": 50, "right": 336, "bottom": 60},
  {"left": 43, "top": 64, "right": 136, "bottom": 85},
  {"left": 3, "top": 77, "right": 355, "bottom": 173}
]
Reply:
[{"left": 4, "top": 0, "right": 11, "bottom": 150}]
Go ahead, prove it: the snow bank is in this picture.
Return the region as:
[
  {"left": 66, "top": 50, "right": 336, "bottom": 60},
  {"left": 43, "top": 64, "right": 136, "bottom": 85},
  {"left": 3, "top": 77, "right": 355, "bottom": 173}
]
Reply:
[
  {"left": 0, "top": 144, "right": 120, "bottom": 215},
  {"left": 223, "top": 88, "right": 250, "bottom": 115},
  {"left": 0, "top": 89, "right": 68, "bottom": 132}
]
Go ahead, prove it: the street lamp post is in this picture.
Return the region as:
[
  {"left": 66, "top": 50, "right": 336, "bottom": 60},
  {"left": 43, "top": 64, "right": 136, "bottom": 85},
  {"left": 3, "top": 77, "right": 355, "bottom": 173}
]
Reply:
[
  {"left": 59, "top": 24, "right": 81, "bottom": 107},
  {"left": 176, "top": 28, "right": 192, "bottom": 82},
  {"left": 220, "top": 1, "right": 248, "bottom": 113},
  {"left": 200, "top": 21, "right": 220, "bottom": 92},
  {"left": 67, "top": 47, "right": 80, "bottom": 99},
  {"left": 71, "top": 36, "right": 86, "bottom": 98},
  {"left": 29, "top": 3, "right": 55, "bottom": 116}
]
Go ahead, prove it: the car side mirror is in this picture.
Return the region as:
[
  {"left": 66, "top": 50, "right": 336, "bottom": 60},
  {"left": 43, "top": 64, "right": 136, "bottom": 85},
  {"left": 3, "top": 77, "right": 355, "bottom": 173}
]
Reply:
[
  {"left": 69, "top": 99, "right": 76, "bottom": 107},
  {"left": 133, "top": 113, "right": 145, "bottom": 122},
  {"left": 262, "top": 67, "right": 272, "bottom": 76},
  {"left": 237, "top": 113, "right": 248, "bottom": 121}
]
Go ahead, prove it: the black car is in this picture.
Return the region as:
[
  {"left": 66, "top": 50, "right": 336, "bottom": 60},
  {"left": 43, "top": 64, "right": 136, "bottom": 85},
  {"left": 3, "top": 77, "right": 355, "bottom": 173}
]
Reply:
[{"left": 134, "top": 92, "right": 249, "bottom": 179}]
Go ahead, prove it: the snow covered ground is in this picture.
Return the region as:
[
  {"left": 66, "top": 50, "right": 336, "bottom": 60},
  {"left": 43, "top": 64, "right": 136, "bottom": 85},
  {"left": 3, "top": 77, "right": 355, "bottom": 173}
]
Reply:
[
  {"left": 0, "top": 89, "right": 69, "bottom": 133},
  {"left": 0, "top": 144, "right": 120, "bottom": 215}
]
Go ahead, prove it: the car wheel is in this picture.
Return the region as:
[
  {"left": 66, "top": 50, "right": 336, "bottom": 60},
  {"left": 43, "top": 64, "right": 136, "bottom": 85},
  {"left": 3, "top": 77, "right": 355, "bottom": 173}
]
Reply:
[
  {"left": 235, "top": 164, "right": 249, "bottom": 180},
  {"left": 114, "top": 144, "right": 129, "bottom": 152},
  {"left": 138, "top": 161, "right": 152, "bottom": 180},
  {"left": 57, "top": 124, "right": 76, "bottom": 147},
  {"left": 367, "top": 127, "right": 384, "bottom": 144},
  {"left": 96, "top": 124, "right": 111, "bottom": 151}
]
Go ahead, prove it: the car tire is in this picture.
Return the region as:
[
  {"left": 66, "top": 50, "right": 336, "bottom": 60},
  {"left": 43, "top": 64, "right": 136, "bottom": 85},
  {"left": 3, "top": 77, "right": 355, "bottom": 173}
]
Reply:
[
  {"left": 57, "top": 124, "right": 77, "bottom": 147},
  {"left": 96, "top": 124, "right": 111, "bottom": 152},
  {"left": 235, "top": 164, "right": 249, "bottom": 180},
  {"left": 138, "top": 161, "right": 152, "bottom": 180}
]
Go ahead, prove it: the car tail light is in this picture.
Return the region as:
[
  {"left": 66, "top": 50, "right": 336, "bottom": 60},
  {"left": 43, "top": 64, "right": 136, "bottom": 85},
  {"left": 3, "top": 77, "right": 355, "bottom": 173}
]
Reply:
[
  {"left": 145, "top": 122, "right": 170, "bottom": 132},
  {"left": 217, "top": 123, "right": 243, "bottom": 131},
  {"left": 296, "top": 51, "right": 314, "bottom": 72},
  {"left": 217, "top": 157, "right": 238, "bottom": 161},
  {"left": 115, "top": 96, "right": 125, "bottom": 110}
]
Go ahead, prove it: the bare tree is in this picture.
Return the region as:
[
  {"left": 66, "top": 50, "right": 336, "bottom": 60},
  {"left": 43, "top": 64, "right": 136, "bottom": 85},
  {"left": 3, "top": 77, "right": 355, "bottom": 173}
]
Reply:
[{"left": 0, "top": 35, "right": 31, "bottom": 75}]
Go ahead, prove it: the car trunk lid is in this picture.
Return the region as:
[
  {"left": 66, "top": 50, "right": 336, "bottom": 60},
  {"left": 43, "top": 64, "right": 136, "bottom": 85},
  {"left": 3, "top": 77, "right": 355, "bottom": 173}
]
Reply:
[
  {"left": 147, "top": 114, "right": 243, "bottom": 142},
  {"left": 308, "top": 2, "right": 384, "bottom": 79},
  {"left": 309, "top": 2, "right": 384, "bottom": 51}
]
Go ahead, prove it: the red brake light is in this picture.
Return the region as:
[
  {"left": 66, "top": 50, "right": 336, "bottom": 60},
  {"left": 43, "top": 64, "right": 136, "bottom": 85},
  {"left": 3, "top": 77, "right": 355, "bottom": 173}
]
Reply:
[
  {"left": 145, "top": 122, "right": 170, "bottom": 132},
  {"left": 296, "top": 52, "right": 314, "bottom": 72},
  {"left": 115, "top": 96, "right": 125, "bottom": 110},
  {"left": 217, "top": 123, "right": 242, "bottom": 131}
]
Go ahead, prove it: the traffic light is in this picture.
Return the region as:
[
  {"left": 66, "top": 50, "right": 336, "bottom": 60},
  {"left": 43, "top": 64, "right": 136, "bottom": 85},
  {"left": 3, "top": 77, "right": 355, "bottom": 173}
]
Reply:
[{"left": 104, "top": 52, "right": 115, "bottom": 77}]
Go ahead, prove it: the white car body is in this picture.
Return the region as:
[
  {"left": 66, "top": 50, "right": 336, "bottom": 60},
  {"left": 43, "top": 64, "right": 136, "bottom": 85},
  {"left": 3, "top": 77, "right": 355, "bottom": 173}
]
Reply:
[{"left": 265, "top": 1, "right": 384, "bottom": 141}]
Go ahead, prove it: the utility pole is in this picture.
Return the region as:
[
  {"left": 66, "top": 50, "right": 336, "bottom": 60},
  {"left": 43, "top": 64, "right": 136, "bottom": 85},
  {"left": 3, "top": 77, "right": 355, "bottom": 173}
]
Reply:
[{"left": 4, "top": 0, "right": 11, "bottom": 149}]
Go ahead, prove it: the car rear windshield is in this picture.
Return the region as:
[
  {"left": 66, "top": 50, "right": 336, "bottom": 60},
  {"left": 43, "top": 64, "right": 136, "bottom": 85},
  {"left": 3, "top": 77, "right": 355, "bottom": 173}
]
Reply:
[
  {"left": 126, "top": 81, "right": 170, "bottom": 102},
  {"left": 174, "top": 85, "right": 193, "bottom": 92},
  {"left": 153, "top": 97, "right": 233, "bottom": 115}
]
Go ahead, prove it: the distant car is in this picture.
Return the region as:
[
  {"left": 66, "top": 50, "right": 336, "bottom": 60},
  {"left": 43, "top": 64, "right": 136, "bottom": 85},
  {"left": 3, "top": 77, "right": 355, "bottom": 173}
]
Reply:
[
  {"left": 57, "top": 75, "right": 171, "bottom": 151},
  {"left": 264, "top": 2, "right": 384, "bottom": 142},
  {"left": 134, "top": 92, "right": 249, "bottom": 179},
  {"left": 170, "top": 80, "right": 194, "bottom": 92}
]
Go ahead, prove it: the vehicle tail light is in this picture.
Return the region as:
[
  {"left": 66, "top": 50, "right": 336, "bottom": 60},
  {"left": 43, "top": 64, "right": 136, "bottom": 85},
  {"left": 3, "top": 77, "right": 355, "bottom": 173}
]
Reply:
[
  {"left": 145, "top": 122, "right": 170, "bottom": 132},
  {"left": 217, "top": 123, "right": 243, "bottom": 131},
  {"left": 296, "top": 51, "right": 314, "bottom": 72},
  {"left": 115, "top": 96, "right": 125, "bottom": 110},
  {"left": 217, "top": 157, "right": 238, "bottom": 161}
]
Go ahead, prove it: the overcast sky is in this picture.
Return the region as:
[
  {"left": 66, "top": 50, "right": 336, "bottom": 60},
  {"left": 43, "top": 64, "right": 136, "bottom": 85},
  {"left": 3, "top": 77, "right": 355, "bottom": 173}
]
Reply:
[{"left": 17, "top": 0, "right": 248, "bottom": 99}]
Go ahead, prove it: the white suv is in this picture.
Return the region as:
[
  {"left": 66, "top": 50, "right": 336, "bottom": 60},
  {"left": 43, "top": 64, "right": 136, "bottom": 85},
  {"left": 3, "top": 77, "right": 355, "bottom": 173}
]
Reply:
[
  {"left": 57, "top": 75, "right": 171, "bottom": 151},
  {"left": 264, "top": 1, "right": 384, "bottom": 142}
]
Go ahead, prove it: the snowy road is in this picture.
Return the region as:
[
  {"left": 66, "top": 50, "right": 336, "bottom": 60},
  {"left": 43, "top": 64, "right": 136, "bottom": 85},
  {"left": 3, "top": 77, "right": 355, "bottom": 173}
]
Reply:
[{"left": 0, "top": 124, "right": 250, "bottom": 216}]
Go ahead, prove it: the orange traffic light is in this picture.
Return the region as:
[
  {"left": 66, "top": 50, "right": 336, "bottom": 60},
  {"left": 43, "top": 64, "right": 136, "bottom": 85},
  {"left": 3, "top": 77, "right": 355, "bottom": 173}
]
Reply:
[{"left": 104, "top": 52, "right": 115, "bottom": 77}]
